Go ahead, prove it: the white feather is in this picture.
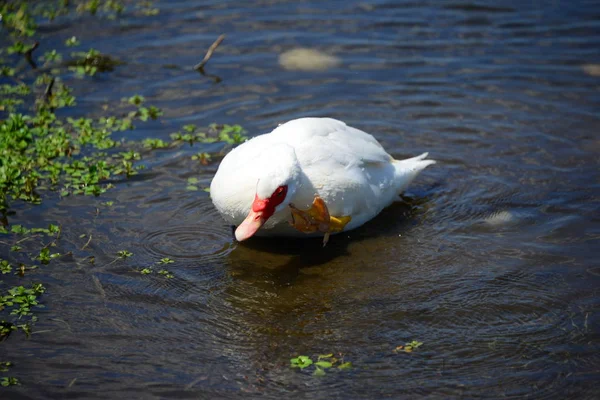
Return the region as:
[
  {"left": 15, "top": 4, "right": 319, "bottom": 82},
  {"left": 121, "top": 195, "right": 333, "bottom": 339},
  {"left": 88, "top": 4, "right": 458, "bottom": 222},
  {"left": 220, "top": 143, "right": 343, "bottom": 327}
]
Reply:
[{"left": 210, "top": 117, "right": 435, "bottom": 237}]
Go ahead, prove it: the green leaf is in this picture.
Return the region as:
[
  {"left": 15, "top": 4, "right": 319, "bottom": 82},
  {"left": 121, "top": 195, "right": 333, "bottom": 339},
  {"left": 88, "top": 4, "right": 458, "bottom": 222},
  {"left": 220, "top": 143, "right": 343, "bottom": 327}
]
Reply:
[
  {"left": 117, "top": 250, "right": 133, "bottom": 258},
  {"left": 290, "top": 355, "right": 313, "bottom": 369},
  {"left": 158, "top": 269, "right": 174, "bottom": 278},
  {"left": 65, "top": 36, "right": 80, "bottom": 47},
  {"left": 337, "top": 362, "right": 353, "bottom": 370},
  {"left": 314, "top": 361, "right": 332, "bottom": 368},
  {"left": 313, "top": 367, "right": 326, "bottom": 376}
]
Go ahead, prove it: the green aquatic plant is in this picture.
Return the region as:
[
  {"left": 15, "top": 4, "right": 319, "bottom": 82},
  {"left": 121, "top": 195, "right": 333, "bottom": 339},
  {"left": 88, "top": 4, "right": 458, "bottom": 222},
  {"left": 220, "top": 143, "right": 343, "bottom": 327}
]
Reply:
[
  {"left": 0, "top": 284, "right": 45, "bottom": 318},
  {"left": 41, "top": 50, "right": 62, "bottom": 64},
  {"left": 137, "top": 1, "right": 159, "bottom": 16},
  {"left": 290, "top": 353, "right": 352, "bottom": 376},
  {"left": 65, "top": 36, "right": 80, "bottom": 47},
  {"left": 67, "top": 48, "right": 123, "bottom": 76},
  {"left": 186, "top": 177, "right": 199, "bottom": 191},
  {"left": 192, "top": 152, "right": 212, "bottom": 165},
  {"left": 117, "top": 250, "right": 133, "bottom": 259},
  {"left": 393, "top": 340, "right": 424, "bottom": 353},
  {"left": 290, "top": 355, "right": 313, "bottom": 369},
  {"left": 143, "top": 138, "right": 169, "bottom": 149},
  {"left": 0, "top": 362, "right": 18, "bottom": 387},
  {"left": 0, "top": 362, "right": 12, "bottom": 373},
  {"left": 171, "top": 123, "right": 248, "bottom": 146},
  {"left": 139, "top": 268, "right": 173, "bottom": 279},
  {"left": 0, "top": 376, "right": 20, "bottom": 387},
  {"left": 158, "top": 269, "right": 173, "bottom": 279},
  {"left": 214, "top": 123, "right": 247, "bottom": 144},
  {"left": 0, "top": 261, "right": 12, "bottom": 275},
  {"left": 0, "top": 224, "right": 60, "bottom": 236},
  {"left": 35, "top": 248, "right": 60, "bottom": 265}
]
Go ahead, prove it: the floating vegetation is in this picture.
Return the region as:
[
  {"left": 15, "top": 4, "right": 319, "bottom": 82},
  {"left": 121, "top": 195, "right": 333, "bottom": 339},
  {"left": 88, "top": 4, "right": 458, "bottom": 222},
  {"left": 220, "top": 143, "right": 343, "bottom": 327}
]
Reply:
[
  {"left": 290, "top": 353, "right": 352, "bottom": 376},
  {"left": 0, "top": 360, "right": 18, "bottom": 388},
  {"left": 170, "top": 123, "right": 247, "bottom": 146},
  {"left": 117, "top": 250, "right": 133, "bottom": 259},
  {"left": 192, "top": 152, "right": 212, "bottom": 165},
  {"left": 186, "top": 177, "right": 200, "bottom": 191},
  {"left": 67, "top": 48, "right": 123, "bottom": 76},
  {"left": 138, "top": 267, "right": 173, "bottom": 279},
  {"left": 157, "top": 269, "right": 173, "bottom": 279},
  {"left": 393, "top": 340, "right": 424, "bottom": 353}
]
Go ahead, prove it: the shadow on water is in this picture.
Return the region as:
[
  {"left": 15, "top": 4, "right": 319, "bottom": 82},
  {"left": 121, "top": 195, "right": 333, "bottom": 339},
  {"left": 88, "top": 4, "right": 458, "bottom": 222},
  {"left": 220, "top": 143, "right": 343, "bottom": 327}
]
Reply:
[{"left": 227, "top": 194, "right": 431, "bottom": 274}]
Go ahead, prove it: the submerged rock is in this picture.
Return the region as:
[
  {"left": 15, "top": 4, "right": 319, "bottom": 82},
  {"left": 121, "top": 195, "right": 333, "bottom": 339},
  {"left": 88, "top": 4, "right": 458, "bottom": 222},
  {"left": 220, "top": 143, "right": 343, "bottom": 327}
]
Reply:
[
  {"left": 278, "top": 48, "right": 341, "bottom": 71},
  {"left": 582, "top": 64, "right": 600, "bottom": 77}
]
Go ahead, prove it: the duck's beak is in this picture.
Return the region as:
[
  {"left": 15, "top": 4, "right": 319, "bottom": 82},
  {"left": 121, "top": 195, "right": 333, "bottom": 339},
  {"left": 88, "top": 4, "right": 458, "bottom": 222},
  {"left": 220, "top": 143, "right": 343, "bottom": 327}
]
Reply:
[{"left": 234, "top": 210, "right": 265, "bottom": 241}]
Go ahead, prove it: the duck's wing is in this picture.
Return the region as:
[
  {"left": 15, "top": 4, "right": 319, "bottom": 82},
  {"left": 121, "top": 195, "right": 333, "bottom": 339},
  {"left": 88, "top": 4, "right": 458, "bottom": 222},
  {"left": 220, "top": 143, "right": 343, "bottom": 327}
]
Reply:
[
  {"left": 270, "top": 117, "right": 392, "bottom": 166},
  {"left": 269, "top": 119, "right": 395, "bottom": 220}
]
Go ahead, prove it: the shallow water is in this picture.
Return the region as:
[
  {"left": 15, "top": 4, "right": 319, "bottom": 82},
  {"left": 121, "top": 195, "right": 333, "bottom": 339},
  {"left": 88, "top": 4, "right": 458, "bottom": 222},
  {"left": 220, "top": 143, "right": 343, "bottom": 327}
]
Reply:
[{"left": 2, "top": 0, "right": 600, "bottom": 398}]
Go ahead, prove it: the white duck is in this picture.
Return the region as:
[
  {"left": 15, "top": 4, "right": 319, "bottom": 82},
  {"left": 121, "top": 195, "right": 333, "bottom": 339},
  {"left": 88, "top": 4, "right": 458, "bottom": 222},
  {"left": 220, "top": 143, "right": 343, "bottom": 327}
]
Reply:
[{"left": 210, "top": 117, "right": 435, "bottom": 244}]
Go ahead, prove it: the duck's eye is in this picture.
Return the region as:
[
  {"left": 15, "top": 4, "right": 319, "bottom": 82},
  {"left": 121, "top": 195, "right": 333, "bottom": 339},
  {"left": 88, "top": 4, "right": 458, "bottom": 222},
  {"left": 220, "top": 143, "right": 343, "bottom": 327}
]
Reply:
[{"left": 274, "top": 186, "right": 286, "bottom": 198}]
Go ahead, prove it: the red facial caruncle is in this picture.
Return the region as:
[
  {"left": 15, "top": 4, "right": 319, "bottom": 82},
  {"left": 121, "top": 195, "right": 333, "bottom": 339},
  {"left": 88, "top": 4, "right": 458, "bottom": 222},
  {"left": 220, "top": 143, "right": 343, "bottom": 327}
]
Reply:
[{"left": 234, "top": 185, "right": 288, "bottom": 241}]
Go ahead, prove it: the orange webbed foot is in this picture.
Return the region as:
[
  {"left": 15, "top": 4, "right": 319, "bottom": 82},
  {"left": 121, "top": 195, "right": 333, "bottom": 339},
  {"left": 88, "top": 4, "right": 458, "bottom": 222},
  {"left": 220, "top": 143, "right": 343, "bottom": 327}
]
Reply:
[{"left": 289, "top": 195, "right": 351, "bottom": 246}]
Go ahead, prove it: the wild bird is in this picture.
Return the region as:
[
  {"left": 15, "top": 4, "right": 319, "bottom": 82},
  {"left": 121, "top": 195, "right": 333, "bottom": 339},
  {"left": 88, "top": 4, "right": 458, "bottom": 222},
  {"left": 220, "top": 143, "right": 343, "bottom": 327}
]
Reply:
[{"left": 210, "top": 117, "right": 435, "bottom": 245}]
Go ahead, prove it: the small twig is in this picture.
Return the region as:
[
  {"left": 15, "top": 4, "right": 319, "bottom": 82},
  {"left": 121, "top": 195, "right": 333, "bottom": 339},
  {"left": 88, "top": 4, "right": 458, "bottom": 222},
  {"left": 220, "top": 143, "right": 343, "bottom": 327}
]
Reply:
[
  {"left": 193, "top": 34, "right": 225, "bottom": 70},
  {"left": 16, "top": 234, "right": 42, "bottom": 244},
  {"left": 81, "top": 234, "right": 92, "bottom": 250},
  {"left": 31, "top": 330, "right": 53, "bottom": 335},
  {"left": 44, "top": 77, "right": 55, "bottom": 104},
  {"left": 24, "top": 41, "right": 39, "bottom": 70}
]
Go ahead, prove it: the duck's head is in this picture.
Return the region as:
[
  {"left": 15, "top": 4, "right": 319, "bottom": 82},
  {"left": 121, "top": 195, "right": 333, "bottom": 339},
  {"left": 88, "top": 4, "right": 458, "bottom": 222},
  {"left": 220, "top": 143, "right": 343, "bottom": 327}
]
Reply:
[{"left": 235, "top": 144, "right": 300, "bottom": 241}]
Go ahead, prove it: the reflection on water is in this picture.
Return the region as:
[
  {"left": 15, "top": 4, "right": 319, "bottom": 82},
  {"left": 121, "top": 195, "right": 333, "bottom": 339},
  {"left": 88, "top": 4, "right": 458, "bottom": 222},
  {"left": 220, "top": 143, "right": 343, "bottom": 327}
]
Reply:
[{"left": 1, "top": 0, "right": 599, "bottom": 398}]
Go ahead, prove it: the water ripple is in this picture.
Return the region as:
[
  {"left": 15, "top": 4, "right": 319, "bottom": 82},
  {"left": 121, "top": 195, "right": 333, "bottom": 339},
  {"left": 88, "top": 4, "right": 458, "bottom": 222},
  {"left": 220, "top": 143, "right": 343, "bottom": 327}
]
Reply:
[{"left": 142, "top": 225, "right": 233, "bottom": 262}]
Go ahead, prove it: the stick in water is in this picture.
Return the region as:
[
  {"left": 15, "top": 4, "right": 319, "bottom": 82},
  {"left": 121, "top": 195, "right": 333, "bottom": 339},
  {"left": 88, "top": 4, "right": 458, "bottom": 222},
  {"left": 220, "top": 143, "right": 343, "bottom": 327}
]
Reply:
[{"left": 194, "top": 34, "right": 225, "bottom": 70}]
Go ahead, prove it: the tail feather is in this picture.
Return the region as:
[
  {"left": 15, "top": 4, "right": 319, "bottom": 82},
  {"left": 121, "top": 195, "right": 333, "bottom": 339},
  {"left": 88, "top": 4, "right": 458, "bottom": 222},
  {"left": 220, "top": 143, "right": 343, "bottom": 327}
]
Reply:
[{"left": 392, "top": 152, "right": 436, "bottom": 193}]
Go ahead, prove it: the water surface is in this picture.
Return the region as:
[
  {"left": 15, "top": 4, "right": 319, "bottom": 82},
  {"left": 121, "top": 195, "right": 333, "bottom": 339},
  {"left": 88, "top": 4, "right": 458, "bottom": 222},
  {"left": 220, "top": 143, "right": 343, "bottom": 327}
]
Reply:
[{"left": 2, "top": 0, "right": 599, "bottom": 398}]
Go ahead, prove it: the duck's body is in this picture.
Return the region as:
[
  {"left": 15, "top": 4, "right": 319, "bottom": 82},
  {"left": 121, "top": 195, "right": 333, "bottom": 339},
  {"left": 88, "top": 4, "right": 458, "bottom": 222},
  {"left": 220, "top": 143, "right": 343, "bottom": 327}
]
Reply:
[{"left": 210, "top": 117, "right": 435, "bottom": 241}]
